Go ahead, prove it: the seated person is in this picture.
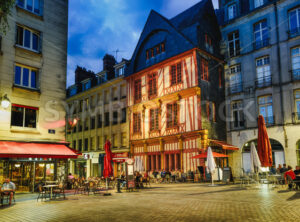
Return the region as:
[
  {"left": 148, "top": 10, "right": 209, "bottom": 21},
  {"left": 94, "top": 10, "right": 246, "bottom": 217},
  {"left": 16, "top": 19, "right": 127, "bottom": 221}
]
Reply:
[
  {"left": 161, "top": 169, "right": 166, "bottom": 182},
  {"left": 284, "top": 166, "right": 299, "bottom": 189},
  {"left": 269, "top": 166, "right": 276, "bottom": 175},
  {"left": 280, "top": 164, "right": 288, "bottom": 174},
  {"left": 294, "top": 166, "right": 300, "bottom": 176},
  {"left": 152, "top": 170, "right": 158, "bottom": 179},
  {"left": 120, "top": 172, "right": 126, "bottom": 188},
  {"left": 1, "top": 178, "right": 16, "bottom": 205}
]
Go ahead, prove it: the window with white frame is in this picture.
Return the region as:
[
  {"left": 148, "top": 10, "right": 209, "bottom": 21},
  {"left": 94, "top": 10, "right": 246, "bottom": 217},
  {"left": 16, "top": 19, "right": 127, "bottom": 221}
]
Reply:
[
  {"left": 258, "top": 95, "right": 274, "bottom": 124},
  {"left": 228, "top": 4, "right": 237, "bottom": 20},
  {"left": 291, "top": 47, "right": 300, "bottom": 80},
  {"left": 16, "top": 25, "right": 40, "bottom": 52},
  {"left": 232, "top": 101, "right": 244, "bottom": 129},
  {"left": 254, "top": 0, "right": 264, "bottom": 8},
  {"left": 256, "top": 56, "right": 271, "bottom": 87},
  {"left": 254, "top": 20, "right": 269, "bottom": 49},
  {"left": 17, "top": 0, "right": 43, "bottom": 16},
  {"left": 229, "top": 64, "right": 242, "bottom": 94},
  {"left": 289, "top": 7, "right": 300, "bottom": 35},
  {"left": 14, "top": 64, "right": 38, "bottom": 89},
  {"left": 228, "top": 31, "right": 240, "bottom": 57},
  {"left": 11, "top": 104, "right": 38, "bottom": 128}
]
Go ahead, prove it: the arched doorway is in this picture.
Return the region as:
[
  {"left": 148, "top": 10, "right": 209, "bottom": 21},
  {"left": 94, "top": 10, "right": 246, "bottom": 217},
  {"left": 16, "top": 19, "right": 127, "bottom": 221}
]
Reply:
[
  {"left": 296, "top": 140, "right": 300, "bottom": 166},
  {"left": 242, "top": 139, "right": 285, "bottom": 173}
]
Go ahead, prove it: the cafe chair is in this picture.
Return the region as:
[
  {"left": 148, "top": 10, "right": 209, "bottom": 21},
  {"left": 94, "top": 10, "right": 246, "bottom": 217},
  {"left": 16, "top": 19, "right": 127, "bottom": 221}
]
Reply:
[
  {"left": 53, "top": 182, "right": 66, "bottom": 199},
  {"left": 37, "top": 184, "right": 48, "bottom": 202}
]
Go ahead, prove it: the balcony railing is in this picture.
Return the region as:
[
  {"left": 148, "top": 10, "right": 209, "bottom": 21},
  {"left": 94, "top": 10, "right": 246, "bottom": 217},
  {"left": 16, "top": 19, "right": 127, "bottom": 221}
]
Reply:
[
  {"left": 291, "top": 69, "right": 300, "bottom": 81},
  {"left": 228, "top": 83, "right": 243, "bottom": 95},
  {"left": 288, "top": 27, "right": 300, "bottom": 38},
  {"left": 255, "top": 75, "right": 272, "bottom": 88},
  {"left": 292, "top": 112, "right": 300, "bottom": 124},
  {"left": 253, "top": 38, "right": 270, "bottom": 50},
  {"left": 229, "top": 120, "right": 245, "bottom": 130}
]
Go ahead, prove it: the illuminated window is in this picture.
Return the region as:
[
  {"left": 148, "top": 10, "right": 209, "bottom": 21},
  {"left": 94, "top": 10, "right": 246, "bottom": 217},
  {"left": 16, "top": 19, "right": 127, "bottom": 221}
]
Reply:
[
  {"left": 167, "top": 103, "right": 178, "bottom": 128},
  {"left": 133, "top": 113, "right": 141, "bottom": 133},
  {"left": 170, "top": 62, "right": 182, "bottom": 85},
  {"left": 150, "top": 109, "right": 159, "bottom": 131},
  {"left": 11, "top": 104, "right": 37, "bottom": 128},
  {"left": 134, "top": 79, "right": 142, "bottom": 102},
  {"left": 148, "top": 73, "right": 157, "bottom": 97}
]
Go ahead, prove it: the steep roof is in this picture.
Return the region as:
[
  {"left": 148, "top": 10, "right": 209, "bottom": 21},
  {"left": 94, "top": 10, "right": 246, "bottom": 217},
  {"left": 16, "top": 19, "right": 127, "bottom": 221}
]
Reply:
[
  {"left": 170, "top": 0, "right": 210, "bottom": 30},
  {"left": 126, "top": 0, "right": 220, "bottom": 76}
]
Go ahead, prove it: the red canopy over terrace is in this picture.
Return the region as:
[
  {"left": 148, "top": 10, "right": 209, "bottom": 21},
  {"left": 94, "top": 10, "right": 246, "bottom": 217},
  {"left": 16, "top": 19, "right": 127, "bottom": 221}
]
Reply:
[
  {"left": 191, "top": 152, "right": 228, "bottom": 159},
  {"left": 0, "top": 141, "right": 79, "bottom": 159}
]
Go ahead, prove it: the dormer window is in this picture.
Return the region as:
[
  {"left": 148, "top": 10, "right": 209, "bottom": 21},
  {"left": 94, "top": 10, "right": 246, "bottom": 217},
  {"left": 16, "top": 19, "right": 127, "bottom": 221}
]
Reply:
[
  {"left": 228, "top": 4, "right": 237, "bottom": 20},
  {"left": 146, "top": 42, "right": 166, "bottom": 61},
  {"left": 161, "top": 43, "right": 165, "bottom": 52},
  {"left": 82, "top": 80, "right": 91, "bottom": 91},
  {"left": 156, "top": 45, "right": 160, "bottom": 55},
  {"left": 151, "top": 48, "right": 154, "bottom": 58},
  {"left": 254, "top": 0, "right": 264, "bottom": 8}
]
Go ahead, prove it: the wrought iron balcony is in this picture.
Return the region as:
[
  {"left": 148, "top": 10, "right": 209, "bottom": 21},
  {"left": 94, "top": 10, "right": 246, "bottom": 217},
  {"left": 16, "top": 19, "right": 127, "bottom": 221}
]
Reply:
[
  {"left": 288, "top": 27, "right": 300, "bottom": 38},
  {"left": 253, "top": 38, "right": 270, "bottom": 50},
  {"left": 229, "top": 120, "right": 245, "bottom": 130},
  {"left": 228, "top": 83, "right": 243, "bottom": 95},
  {"left": 292, "top": 112, "right": 300, "bottom": 124},
  {"left": 255, "top": 75, "right": 272, "bottom": 88},
  {"left": 291, "top": 69, "right": 300, "bottom": 81}
]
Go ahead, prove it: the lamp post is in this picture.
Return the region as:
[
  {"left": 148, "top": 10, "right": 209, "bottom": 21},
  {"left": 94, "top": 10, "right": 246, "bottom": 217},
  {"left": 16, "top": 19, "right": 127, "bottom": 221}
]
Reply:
[{"left": 0, "top": 94, "right": 10, "bottom": 109}]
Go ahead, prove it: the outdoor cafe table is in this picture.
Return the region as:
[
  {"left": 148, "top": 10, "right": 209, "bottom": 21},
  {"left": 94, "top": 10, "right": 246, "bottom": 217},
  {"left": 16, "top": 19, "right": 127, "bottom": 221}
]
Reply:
[{"left": 43, "top": 185, "right": 58, "bottom": 199}]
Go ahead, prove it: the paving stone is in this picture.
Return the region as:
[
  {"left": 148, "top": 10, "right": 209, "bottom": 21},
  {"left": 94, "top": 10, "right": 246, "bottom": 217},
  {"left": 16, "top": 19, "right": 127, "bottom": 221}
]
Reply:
[{"left": 0, "top": 183, "right": 299, "bottom": 222}]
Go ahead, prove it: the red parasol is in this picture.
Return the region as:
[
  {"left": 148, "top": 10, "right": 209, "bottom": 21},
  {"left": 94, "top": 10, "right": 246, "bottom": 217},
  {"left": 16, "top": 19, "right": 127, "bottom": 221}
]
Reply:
[
  {"left": 257, "top": 115, "right": 273, "bottom": 167},
  {"left": 103, "top": 140, "right": 113, "bottom": 178},
  {"left": 191, "top": 152, "right": 228, "bottom": 159}
]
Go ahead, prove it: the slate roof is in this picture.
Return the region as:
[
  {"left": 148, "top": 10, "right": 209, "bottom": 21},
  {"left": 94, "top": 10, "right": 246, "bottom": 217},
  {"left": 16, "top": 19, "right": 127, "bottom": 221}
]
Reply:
[{"left": 126, "top": 0, "right": 220, "bottom": 76}]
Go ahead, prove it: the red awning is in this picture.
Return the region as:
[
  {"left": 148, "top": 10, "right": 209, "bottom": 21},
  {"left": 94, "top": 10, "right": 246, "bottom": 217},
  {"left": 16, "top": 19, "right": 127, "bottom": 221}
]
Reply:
[
  {"left": 191, "top": 152, "right": 228, "bottom": 159},
  {"left": 0, "top": 141, "right": 79, "bottom": 159},
  {"left": 210, "top": 140, "right": 239, "bottom": 151}
]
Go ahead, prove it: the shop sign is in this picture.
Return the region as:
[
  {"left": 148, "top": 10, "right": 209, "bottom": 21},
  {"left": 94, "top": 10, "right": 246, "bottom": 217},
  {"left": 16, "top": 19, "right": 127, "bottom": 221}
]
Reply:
[{"left": 112, "top": 152, "right": 129, "bottom": 163}]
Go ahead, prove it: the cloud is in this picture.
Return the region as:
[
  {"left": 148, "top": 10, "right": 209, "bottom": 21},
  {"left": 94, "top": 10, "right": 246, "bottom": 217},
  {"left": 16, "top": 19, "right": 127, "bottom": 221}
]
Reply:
[
  {"left": 160, "top": 0, "right": 219, "bottom": 18},
  {"left": 67, "top": 55, "right": 102, "bottom": 87},
  {"left": 67, "top": 0, "right": 143, "bottom": 86}
]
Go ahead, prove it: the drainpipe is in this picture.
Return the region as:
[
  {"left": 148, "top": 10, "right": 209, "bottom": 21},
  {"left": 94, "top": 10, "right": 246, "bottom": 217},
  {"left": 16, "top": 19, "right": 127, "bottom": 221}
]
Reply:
[{"left": 274, "top": 2, "right": 288, "bottom": 148}]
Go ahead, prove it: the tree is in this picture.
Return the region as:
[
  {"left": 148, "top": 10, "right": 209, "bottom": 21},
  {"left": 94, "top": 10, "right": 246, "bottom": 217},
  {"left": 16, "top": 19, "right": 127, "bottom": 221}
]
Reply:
[{"left": 0, "top": 0, "right": 15, "bottom": 34}]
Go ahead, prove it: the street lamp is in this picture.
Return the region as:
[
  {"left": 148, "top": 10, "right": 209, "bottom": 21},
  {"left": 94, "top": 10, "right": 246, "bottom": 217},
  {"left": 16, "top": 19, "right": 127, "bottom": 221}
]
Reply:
[{"left": 0, "top": 94, "right": 10, "bottom": 109}]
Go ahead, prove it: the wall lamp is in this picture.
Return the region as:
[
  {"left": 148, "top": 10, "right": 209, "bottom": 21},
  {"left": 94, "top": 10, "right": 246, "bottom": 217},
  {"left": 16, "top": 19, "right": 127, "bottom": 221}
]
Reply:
[{"left": 1, "top": 94, "right": 11, "bottom": 109}]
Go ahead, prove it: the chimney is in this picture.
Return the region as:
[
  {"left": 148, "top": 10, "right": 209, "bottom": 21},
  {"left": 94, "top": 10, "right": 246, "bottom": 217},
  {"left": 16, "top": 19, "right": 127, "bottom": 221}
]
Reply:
[
  {"left": 75, "top": 66, "right": 95, "bottom": 84},
  {"left": 103, "top": 54, "right": 116, "bottom": 80}
]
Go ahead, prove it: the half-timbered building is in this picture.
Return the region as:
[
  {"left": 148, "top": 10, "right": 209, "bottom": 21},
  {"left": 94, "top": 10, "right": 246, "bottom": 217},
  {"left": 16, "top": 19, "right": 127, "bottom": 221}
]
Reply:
[{"left": 126, "top": 0, "right": 231, "bottom": 173}]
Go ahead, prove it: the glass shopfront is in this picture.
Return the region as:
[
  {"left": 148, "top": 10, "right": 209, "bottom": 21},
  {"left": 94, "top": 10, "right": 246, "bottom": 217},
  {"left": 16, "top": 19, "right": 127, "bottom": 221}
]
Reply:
[{"left": 0, "top": 158, "right": 68, "bottom": 192}]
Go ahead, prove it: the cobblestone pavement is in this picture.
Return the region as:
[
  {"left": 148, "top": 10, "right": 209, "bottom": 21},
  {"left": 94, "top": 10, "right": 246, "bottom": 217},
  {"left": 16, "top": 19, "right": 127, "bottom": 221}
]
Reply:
[{"left": 1, "top": 183, "right": 300, "bottom": 222}]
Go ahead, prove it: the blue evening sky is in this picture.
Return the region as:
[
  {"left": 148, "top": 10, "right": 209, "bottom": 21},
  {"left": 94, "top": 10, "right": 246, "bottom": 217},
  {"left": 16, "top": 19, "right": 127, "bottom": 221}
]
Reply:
[{"left": 67, "top": 0, "right": 219, "bottom": 86}]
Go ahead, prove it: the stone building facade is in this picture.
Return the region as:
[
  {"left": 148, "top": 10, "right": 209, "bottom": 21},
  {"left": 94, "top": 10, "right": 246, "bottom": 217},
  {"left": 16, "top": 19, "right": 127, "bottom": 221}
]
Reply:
[
  {"left": 66, "top": 57, "right": 129, "bottom": 178},
  {"left": 0, "top": 0, "right": 72, "bottom": 191},
  {"left": 218, "top": 0, "right": 300, "bottom": 176}
]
